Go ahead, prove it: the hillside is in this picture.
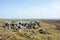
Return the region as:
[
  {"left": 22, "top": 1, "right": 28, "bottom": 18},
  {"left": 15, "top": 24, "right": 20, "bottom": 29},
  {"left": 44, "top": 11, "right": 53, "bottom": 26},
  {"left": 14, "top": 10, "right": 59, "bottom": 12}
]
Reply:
[{"left": 0, "top": 20, "right": 60, "bottom": 40}]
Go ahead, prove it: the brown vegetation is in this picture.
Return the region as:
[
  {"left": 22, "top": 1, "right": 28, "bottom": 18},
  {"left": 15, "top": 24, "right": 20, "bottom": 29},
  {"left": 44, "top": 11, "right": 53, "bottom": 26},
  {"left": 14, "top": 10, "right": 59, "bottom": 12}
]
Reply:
[{"left": 0, "top": 20, "right": 60, "bottom": 40}]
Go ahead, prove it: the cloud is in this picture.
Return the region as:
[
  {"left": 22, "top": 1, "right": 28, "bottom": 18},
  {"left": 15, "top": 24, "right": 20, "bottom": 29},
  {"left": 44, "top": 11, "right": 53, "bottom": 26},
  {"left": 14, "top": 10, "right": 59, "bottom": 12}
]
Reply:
[
  {"left": 49, "top": 2, "right": 60, "bottom": 9},
  {"left": 1, "top": 1, "right": 60, "bottom": 19},
  {"left": 49, "top": 2, "right": 60, "bottom": 18},
  {"left": 17, "top": 7, "right": 48, "bottom": 19},
  {"left": 17, "top": 1, "right": 60, "bottom": 19}
]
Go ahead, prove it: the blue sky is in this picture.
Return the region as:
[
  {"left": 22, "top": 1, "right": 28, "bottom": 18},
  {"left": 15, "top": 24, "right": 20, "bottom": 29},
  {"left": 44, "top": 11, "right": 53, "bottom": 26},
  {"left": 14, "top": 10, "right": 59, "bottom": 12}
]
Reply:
[{"left": 0, "top": 0, "right": 60, "bottom": 19}]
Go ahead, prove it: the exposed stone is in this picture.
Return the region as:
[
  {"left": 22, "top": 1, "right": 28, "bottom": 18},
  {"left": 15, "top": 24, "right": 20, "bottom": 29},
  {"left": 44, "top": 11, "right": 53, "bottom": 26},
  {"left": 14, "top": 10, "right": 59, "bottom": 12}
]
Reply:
[
  {"left": 2, "top": 21, "right": 41, "bottom": 32},
  {"left": 39, "top": 29, "right": 50, "bottom": 34}
]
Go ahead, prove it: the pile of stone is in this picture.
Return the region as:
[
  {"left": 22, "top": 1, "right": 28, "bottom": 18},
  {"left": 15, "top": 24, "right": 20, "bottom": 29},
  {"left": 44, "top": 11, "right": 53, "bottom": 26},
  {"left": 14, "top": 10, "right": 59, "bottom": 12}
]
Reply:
[{"left": 2, "top": 21, "right": 41, "bottom": 31}]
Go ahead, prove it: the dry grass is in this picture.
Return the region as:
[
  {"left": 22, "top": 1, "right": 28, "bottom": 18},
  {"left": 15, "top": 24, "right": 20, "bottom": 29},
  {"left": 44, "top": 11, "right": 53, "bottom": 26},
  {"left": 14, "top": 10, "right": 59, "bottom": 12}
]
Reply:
[{"left": 0, "top": 21, "right": 60, "bottom": 40}]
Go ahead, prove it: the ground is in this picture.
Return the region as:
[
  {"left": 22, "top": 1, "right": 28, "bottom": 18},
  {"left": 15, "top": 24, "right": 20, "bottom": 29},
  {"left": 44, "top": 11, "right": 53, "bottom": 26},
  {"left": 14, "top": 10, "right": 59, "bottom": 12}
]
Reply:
[{"left": 0, "top": 20, "right": 60, "bottom": 40}]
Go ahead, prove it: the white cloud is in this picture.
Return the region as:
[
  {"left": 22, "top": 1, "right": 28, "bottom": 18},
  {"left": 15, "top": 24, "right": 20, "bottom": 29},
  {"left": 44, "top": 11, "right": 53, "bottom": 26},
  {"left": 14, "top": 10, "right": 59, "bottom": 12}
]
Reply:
[
  {"left": 17, "top": 7, "right": 48, "bottom": 19},
  {"left": 16, "top": 1, "right": 60, "bottom": 19},
  {"left": 49, "top": 2, "right": 60, "bottom": 9},
  {"left": 47, "top": 2, "right": 60, "bottom": 19}
]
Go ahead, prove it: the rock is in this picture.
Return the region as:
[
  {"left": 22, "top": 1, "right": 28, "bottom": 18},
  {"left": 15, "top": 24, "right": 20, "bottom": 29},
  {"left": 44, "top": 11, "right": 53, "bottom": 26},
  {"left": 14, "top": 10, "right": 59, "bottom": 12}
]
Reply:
[{"left": 39, "top": 29, "right": 50, "bottom": 34}]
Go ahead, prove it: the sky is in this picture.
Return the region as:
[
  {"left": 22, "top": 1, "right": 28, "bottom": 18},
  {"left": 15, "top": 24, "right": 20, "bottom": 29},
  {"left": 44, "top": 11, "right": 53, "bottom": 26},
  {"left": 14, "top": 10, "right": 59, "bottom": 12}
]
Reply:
[{"left": 0, "top": 0, "right": 60, "bottom": 19}]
